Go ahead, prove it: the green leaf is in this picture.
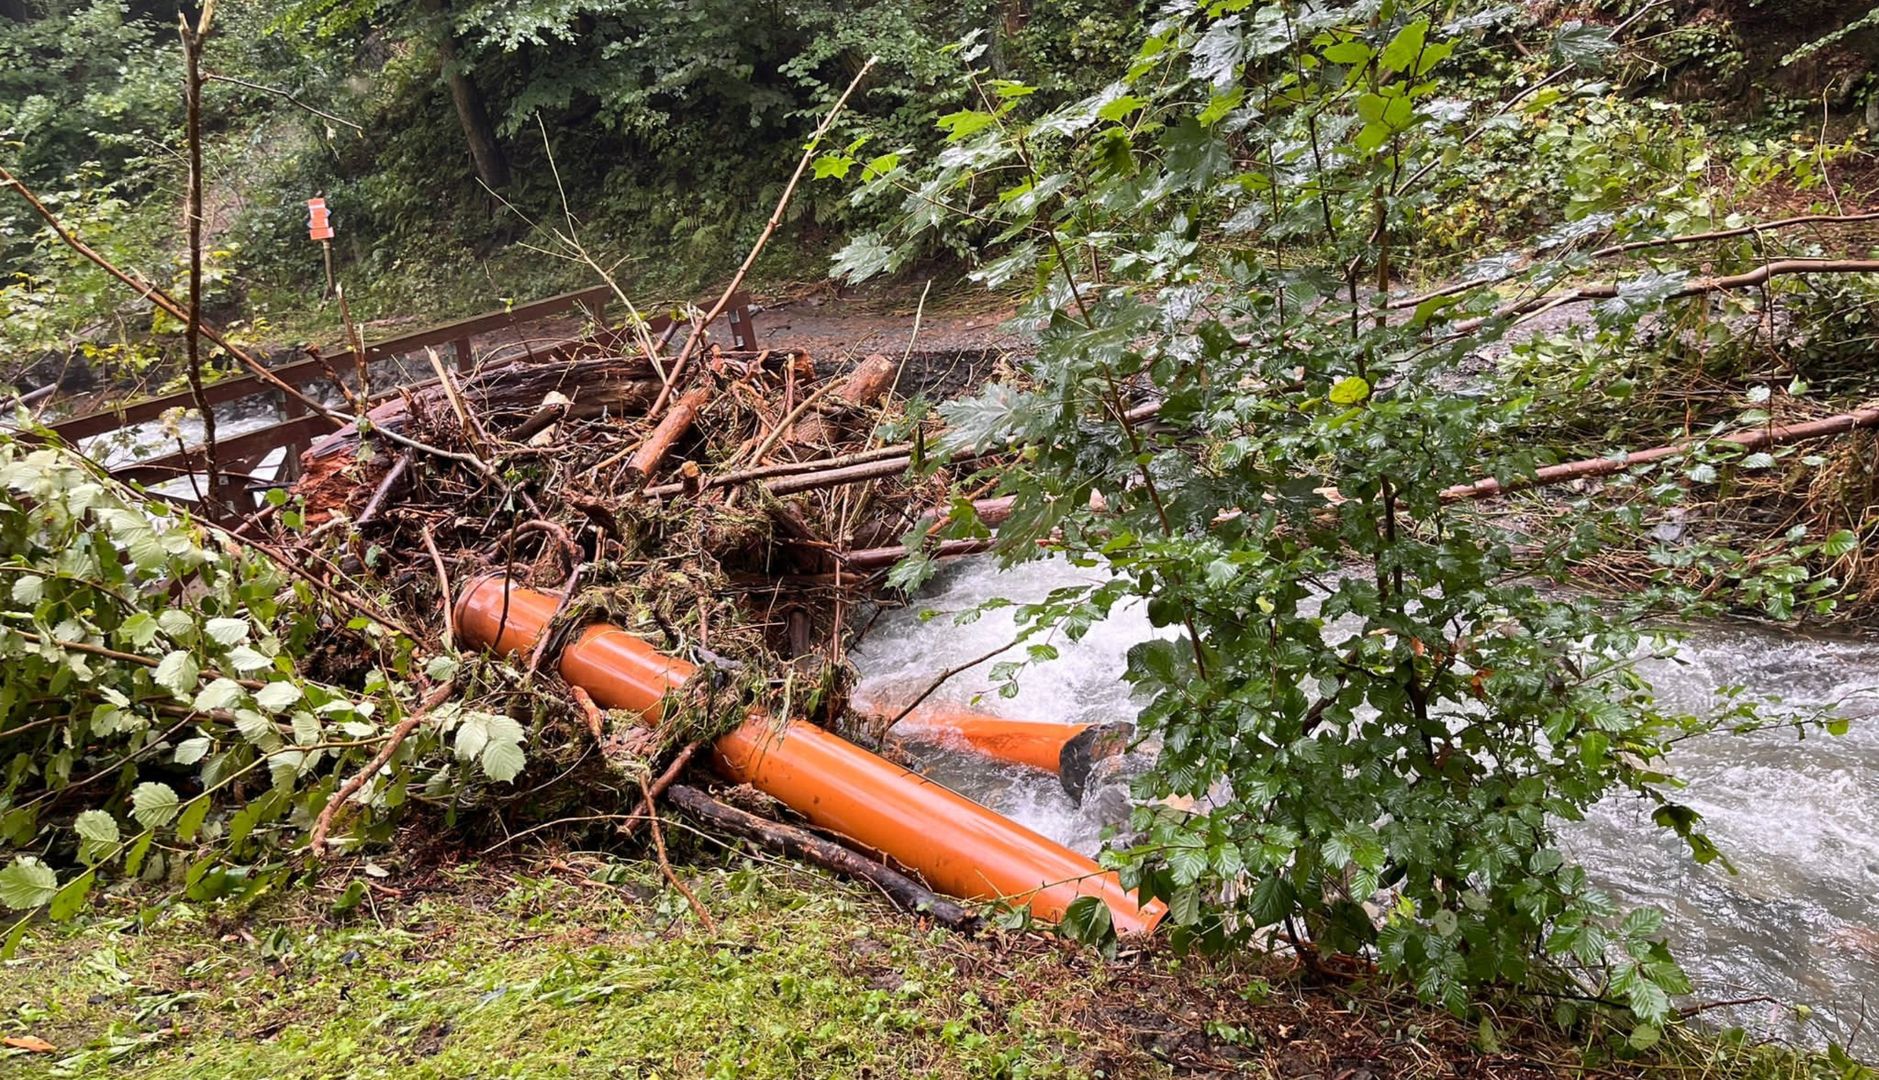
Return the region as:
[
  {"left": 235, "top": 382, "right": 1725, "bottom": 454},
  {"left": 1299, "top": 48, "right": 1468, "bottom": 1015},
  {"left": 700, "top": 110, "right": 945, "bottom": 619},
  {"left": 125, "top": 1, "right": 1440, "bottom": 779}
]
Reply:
[
  {"left": 74, "top": 809, "right": 120, "bottom": 863},
  {"left": 0, "top": 857, "right": 59, "bottom": 910},
  {"left": 194, "top": 678, "right": 245, "bottom": 712},
  {"left": 118, "top": 612, "right": 160, "bottom": 648},
  {"left": 1328, "top": 376, "right": 1371, "bottom": 406},
  {"left": 1378, "top": 18, "right": 1428, "bottom": 74},
  {"left": 130, "top": 781, "right": 180, "bottom": 829},
  {"left": 48, "top": 869, "right": 93, "bottom": 921},
  {"left": 1058, "top": 895, "right": 1115, "bottom": 945},
  {"left": 153, "top": 650, "right": 200, "bottom": 696},
  {"left": 253, "top": 681, "right": 301, "bottom": 714},
  {"left": 1097, "top": 94, "right": 1148, "bottom": 122},
  {"left": 10, "top": 574, "right": 44, "bottom": 604},
  {"left": 175, "top": 797, "right": 211, "bottom": 843},
  {"left": 1823, "top": 530, "right": 1858, "bottom": 557},
  {"left": 481, "top": 739, "right": 527, "bottom": 783},
  {"left": 170, "top": 736, "right": 209, "bottom": 770},
  {"left": 812, "top": 154, "right": 854, "bottom": 180},
  {"left": 936, "top": 109, "right": 997, "bottom": 141},
  {"left": 1321, "top": 40, "right": 1372, "bottom": 66},
  {"left": 204, "top": 617, "right": 250, "bottom": 645},
  {"left": 831, "top": 234, "right": 896, "bottom": 284},
  {"left": 224, "top": 645, "right": 274, "bottom": 674},
  {"left": 1554, "top": 20, "right": 1618, "bottom": 71}
]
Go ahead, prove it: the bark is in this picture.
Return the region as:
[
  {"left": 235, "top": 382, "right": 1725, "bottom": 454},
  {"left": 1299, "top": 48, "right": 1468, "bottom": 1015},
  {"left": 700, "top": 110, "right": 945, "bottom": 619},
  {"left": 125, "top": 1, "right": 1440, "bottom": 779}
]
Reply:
[
  {"left": 625, "top": 384, "right": 714, "bottom": 488},
  {"left": 839, "top": 538, "right": 997, "bottom": 570},
  {"left": 424, "top": 0, "right": 510, "bottom": 189},
  {"left": 665, "top": 785, "right": 981, "bottom": 932},
  {"left": 1440, "top": 405, "right": 1879, "bottom": 502},
  {"left": 835, "top": 353, "right": 900, "bottom": 408}
]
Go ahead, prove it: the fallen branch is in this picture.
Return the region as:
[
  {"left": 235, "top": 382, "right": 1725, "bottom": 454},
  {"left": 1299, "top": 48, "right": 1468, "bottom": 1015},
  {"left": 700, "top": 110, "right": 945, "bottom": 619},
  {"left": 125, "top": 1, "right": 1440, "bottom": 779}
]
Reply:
[
  {"left": 1588, "top": 211, "right": 1879, "bottom": 260},
  {"left": 648, "top": 58, "right": 876, "bottom": 415},
  {"left": 1441, "top": 404, "right": 1879, "bottom": 501},
  {"left": 420, "top": 524, "right": 455, "bottom": 649},
  {"left": 640, "top": 774, "right": 717, "bottom": 932},
  {"left": 626, "top": 384, "right": 714, "bottom": 489},
  {"left": 203, "top": 72, "right": 364, "bottom": 132},
  {"left": 309, "top": 678, "right": 457, "bottom": 856},
  {"left": 355, "top": 452, "right": 412, "bottom": 527},
  {"left": 1455, "top": 259, "right": 1879, "bottom": 331},
  {"left": 836, "top": 538, "right": 997, "bottom": 570},
  {"left": 666, "top": 784, "right": 981, "bottom": 932},
  {"left": 643, "top": 443, "right": 913, "bottom": 499},
  {"left": 619, "top": 740, "right": 704, "bottom": 839},
  {"left": 881, "top": 638, "right": 1021, "bottom": 732}
]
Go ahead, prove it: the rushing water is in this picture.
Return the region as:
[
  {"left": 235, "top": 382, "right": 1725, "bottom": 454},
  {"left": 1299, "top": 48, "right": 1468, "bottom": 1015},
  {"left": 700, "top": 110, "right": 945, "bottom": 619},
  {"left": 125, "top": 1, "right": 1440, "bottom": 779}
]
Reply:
[{"left": 851, "top": 556, "right": 1879, "bottom": 1048}]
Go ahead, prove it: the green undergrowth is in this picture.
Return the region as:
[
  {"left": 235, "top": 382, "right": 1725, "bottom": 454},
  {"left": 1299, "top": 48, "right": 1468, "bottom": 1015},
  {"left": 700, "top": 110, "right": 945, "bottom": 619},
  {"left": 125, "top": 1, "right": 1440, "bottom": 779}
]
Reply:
[
  {"left": 1, "top": 856, "right": 1097, "bottom": 1079},
  {"left": 0, "top": 847, "right": 1866, "bottom": 1080}
]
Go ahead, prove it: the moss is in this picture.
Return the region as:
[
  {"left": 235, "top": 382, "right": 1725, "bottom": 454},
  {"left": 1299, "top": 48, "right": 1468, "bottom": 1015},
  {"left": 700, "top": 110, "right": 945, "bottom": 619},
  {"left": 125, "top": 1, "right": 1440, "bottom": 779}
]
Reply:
[
  {"left": 1, "top": 853, "right": 1867, "bottom": 1079},
  {"left": 0, "top": 860, "right": 1096, "bottom": 1079}
]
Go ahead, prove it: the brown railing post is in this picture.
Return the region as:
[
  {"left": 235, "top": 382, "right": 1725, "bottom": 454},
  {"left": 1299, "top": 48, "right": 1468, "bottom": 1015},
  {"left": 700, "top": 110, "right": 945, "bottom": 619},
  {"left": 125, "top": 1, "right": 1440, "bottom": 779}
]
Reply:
[{"left": 453, "top": 336, "right": 473, "bottom": 374}]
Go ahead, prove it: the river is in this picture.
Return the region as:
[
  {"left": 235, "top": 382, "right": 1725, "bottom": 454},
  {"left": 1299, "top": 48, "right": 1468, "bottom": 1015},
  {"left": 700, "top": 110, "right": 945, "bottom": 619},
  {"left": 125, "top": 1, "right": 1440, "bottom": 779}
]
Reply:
[{"left": 851, "top": 556, "right": 1879, "bottom": 1049}]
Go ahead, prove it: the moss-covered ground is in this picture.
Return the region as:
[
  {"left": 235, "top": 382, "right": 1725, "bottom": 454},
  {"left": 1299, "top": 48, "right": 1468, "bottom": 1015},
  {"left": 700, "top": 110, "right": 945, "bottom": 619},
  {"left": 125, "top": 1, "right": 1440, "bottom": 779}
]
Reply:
[{"left": 0, "top": 844, "right": 1857, "bottom": 1079}]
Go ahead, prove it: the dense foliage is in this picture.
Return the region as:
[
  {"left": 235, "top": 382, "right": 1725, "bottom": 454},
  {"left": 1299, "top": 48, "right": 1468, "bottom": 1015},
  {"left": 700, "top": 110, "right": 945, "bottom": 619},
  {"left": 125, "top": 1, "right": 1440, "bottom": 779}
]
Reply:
[
  {"left": 829, "top": 0, "right": 1867, "bottom": 1039},
  {"left": 0, "top": 443, "right": 522, "bottom": 947}
]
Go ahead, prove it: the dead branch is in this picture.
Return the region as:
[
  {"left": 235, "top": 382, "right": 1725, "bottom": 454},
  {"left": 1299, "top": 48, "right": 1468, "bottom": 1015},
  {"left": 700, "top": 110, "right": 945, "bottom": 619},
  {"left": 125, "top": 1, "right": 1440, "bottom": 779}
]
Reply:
[
  {"left": 881, "top": 638, "right": 1021, "bottom": 732},
  {"left": 648, "top": 59, "right": 877, "bottom": 415},
  {"left": 355, "top": 452, "right": 412, "bottom": 526},
  {"left": 1456, "top": 259, "right": 1879, "bottom": 331},
  {"left": 1588, "top": 211, "right": 1879, "bottom": 260},
  {"left": 835, "top": 353, "right": 900, "bottom": 409},
  {"left": 177, "top": 10, "right": 220, "bottom": 504},
  {"left": 642, "top": 443, "right": 913, "bottom": 499},
  {"left": 625, "top": 384, "right": 714, "bottom": 489},
  {"left": 640, "top": 774, "right": 717, "bottom": 932},
  {"left": 666, "top": 784, "right": 981, "bottom": 932},
  {"left": 202, "top": 72, "right": 364, "bottom": 132},
  {"left": 1442, "top": 405, "right": 1879, "bottom": 501},
  {"left": 420, "top": 524, "right": 455, "bottom": 649},
  {"left": 309, "top": 678, "right": 457, "bottom": 856}
]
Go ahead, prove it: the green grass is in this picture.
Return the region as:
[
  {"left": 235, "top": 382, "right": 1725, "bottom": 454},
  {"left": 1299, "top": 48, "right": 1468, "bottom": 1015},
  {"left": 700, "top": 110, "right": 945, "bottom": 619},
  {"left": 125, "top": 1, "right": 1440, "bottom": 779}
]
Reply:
[
  {"left": 0, "top": 858, "right": 1105, "bottom": 1079},
  {"left": 2, "top": 849, "right": 1869, "bottom": 1080}
]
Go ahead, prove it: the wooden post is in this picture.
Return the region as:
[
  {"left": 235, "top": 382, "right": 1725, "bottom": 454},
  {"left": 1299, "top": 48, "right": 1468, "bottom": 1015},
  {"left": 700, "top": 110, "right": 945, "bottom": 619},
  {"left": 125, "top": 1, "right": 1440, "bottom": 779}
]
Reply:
[{"left": 454, "top": 336, "right": 473, "bottom": 374}]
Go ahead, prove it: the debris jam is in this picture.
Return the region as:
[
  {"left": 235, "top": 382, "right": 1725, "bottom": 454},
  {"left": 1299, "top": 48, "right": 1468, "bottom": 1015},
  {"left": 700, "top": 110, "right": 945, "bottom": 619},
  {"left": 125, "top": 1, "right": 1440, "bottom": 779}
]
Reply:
[{"left": 269, "top": 316, "right": 1164, "bottom": 928}]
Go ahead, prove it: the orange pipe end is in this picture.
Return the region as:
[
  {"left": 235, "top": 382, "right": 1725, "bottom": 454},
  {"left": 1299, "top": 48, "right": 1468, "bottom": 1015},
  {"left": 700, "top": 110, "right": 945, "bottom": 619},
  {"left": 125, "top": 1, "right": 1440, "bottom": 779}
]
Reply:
[
  {"left": 890, "top": 703, "right": 1087, "bottom": 774},
  {"left": 454, "top": 577, "right": 1164, "bottom": 936}
]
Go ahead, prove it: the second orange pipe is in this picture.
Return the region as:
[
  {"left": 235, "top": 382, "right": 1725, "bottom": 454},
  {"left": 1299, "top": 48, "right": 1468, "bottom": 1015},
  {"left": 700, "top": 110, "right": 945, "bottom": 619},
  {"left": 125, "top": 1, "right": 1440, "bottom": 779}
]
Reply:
[{"left": 455, "top": 576, "right": 1163, "bottom": 935}]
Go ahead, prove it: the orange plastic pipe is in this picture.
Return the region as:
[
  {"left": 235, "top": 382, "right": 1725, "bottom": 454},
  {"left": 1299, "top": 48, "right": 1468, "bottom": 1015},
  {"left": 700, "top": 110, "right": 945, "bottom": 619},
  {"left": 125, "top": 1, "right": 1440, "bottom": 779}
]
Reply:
[
  {"left": 455, "top": 576, "right": 1163, "bottom": 935},
  {"left": 890, "top": 704, "right": 1087, "bottom": 774}
]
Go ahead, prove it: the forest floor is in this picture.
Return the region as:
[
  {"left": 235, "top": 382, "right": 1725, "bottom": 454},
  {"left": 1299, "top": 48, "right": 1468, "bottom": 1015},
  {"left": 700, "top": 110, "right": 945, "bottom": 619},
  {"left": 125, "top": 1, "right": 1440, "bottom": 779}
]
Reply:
[{"left": 0, "top": 834, "right": 1773, "bottom": 1080}]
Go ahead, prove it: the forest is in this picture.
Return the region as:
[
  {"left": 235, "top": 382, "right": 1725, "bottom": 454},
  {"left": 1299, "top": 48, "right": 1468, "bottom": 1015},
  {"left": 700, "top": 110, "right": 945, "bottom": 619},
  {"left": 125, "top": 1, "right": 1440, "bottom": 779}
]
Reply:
[{"left": 2, "top": 0, "right": 1878, "bottom": 1076}]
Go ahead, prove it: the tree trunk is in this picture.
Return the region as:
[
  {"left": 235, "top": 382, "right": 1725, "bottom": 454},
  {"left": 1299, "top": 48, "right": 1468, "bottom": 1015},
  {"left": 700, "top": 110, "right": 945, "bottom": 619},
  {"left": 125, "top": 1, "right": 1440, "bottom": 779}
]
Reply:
[{"left": 423, "top": 0, "right": 510, "bottom": 189}]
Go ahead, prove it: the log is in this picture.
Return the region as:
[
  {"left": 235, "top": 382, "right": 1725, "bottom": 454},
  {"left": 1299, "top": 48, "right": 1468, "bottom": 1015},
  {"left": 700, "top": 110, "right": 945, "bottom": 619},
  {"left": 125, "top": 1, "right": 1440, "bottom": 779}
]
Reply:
[
  {"left": 642, "top": 443, "right": 913, "bottom": 499},
  {"left": 665, "top": 784, "right": 982, "bottom": 932},
  {"left": 838, "top": 538, "right": 997, "bottom": 570},
  {"left": 836, "top": 353, "right": 899, "bottom": 408},
  {"left": 1441, "top": 405, "right": 1879, "bottom": 501},
  {"left": 625, "top": 384, "right": 713, "bottom": 489},
  {"left": 763, "top": 454, "right": 916, "bottom": 497}
]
